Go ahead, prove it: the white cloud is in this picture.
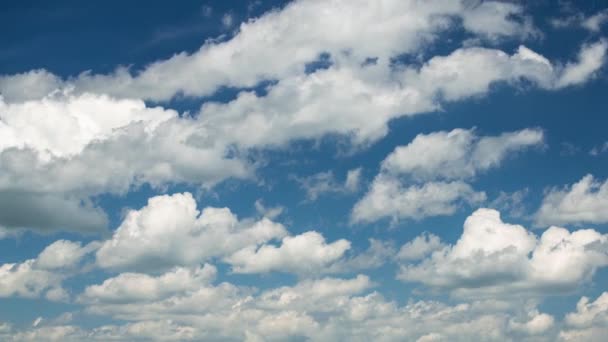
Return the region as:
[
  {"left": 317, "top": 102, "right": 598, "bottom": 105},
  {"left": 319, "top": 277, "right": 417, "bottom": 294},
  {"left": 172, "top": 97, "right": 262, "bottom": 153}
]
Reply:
[
  {"left": 225, "top": 231, "right": 351, "bottom": 275},
  {"left": 345, "top": 167, "right": 363, "bottom": 192},
  {"left": 80, "top": 264, "right": 216, "bottom": 304},
  {"left": 0, "top": 0, "right": 537, "bottom": 103},
  {"left": 556, "top": 40, "right": 608, "bottom": 88},
  {"left": 560, "top": 292, "right": 608, "bottom": 341},
  {"left": 352, "top": 128, "right": 543, "bottom": 223},
  {"left": 397, "top": 233, "right": 444, "bottom": 261},
  {"left": 381, "top": 128, "right": 543, "bottom": 181},
  {"left": 583, "top": 10, "right": 608, "bottom": 32},
  {"left": 551, "top": 9, "right": 608, "bottom": 33},
  {"left": 96, "top": 192, "right": 287, "bottom": 272},
  {"left": 352, "top": 177, "right": 486, "bottom": 223},
  {"left": 0, "top": 240, "right": 95, "bottom": 300},
  {"left": 536, "top": 174, "right": 608, "bottom": 226},
  {"left": 398, "top": 208, "right": 608, "bottom": 297},
  {"left": 294, "top": 168, "right": 362, "bottom": 201},
  {"left": 565, "top": 292, "right": 608, "bottom": 328}
]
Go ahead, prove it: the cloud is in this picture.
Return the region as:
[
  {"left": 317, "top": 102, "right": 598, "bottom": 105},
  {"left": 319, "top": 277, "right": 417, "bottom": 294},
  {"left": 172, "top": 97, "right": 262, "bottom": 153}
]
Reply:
[
  {"left": 96, "top": 192, "right": 287, "bottom": 272},
  {"left": 380, "top": 128, "right": 543, "bottom": 181},
  {"left": 398, "top": 208, "right": 608, "bottom": 298},
  {"left": 551, "top": 9, "right": 608, "bottom": 33},
  {"left": 536, "top": 174, "right": 608, "bottom": 226},
  {"left": 0, "top": 240, "right": 96, "bottom": 301},
  {"left": 352, "top": 128, "right": 542, "bottom": 223},
  {"left": 397, "top": 233, "right": 444, "bottom": 261},
  {"left": 560, "top": 292, "right": 608, "bottom": 341},
  {"left": 556, "top": 40, "right": 607, "bottom": 88},
  {"left": 294, "top": 168, "right": 362, "bottom": 201},
  {"left": 0, "top": 0, "right": 538, "bottom": 103},
  {"left": 225, "top": 231, "right": 351, "bottom": 275},
  {"left": 352, "top": 177, "right": 486, "bottom": 223},
  {"left": 79, "top": 264, "right": 216, "bottom": 304}
]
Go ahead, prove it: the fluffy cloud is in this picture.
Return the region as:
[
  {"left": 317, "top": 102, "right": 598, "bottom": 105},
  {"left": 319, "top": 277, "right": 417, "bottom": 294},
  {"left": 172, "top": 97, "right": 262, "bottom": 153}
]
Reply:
[
  {"left": 352, "top": 177, "right": 486, "bottom": 223},
  {"left": 225, "top": 231, "right": 351, "bottom": 274},
  {"left": 397, "top": 233, "right": 444, "bottom": 261},
  {"left": 0, "top": 18, "right": 602, "bottom": 236},
  {"left": 536, "top": 174, "right": 608, "bottom": 226},
  {"left": 380, "top": 128, "right": 543, "bottom": 181},
  {"left": 79, "top": 264, "right": 216, "bottom": 304},
  {"left": 398, "top": 208, "right": 608, "bottom": 297},
  {"left": 96, "top": 192, "right": 287, "bottom": 272},
  {"left": 63, "top": 271, "right": 562, "bottom": 341},
  {"left": 0, "top": 0, "right": 537, "bottom": 103},
  {"left": 560, "top": 292, "right": 608, "bottom": 341},
  {"left": 0, "top": 240, "right": 95, "bottom": 301},
  {"left": 352, "top": 128, "right": 542, "bottom": 223}
]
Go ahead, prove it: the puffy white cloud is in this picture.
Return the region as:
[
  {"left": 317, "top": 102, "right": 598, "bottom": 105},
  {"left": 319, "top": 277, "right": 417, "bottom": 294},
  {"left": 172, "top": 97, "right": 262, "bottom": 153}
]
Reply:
[
  {"left": 508, "top": 310, "right": 555, "bottom": 335},
  {"left": 0, "top": 93, "right": 249, "bottom": 234},
  {"left": 225, "top": 231, "right": 351, "bottom": 274},
  {"left": 0, "top": 0, "right": 536, "bottom": 103},
  {"left": 0, "top": 240, "right": 95, "bottom": 300},
  {"left": 398, "top": 208, "right": 608, "bottom": 297},
  {"left": 565, "top": 292, "right": 608, "bottom": 328},
  {"left": 352, "top": 177, "right": 486, "bottom": 223},
  {"left": 36, "top": 240, "right": 99, "bottom": 270},
  {"left": 0, "top": 93, "right": 175, "bottom": 159},
  {"left": 80, "top": 264, "right": 216, "bottom": 304},
  {"left": 397, "top": 233, "right": 444, "bottom": 261},
  {"left": 536, "top": 174, "right": 608, "bottom": 226},
  {"left": 352, "top": 128, "right": 543, "bottom": 223},
  {"left": 0, "top": 70, "right": 62, "bottom": 103},
  {"left": 381, "top": 128, "right": 543, "bottom": 181},
  {"left": 96, "top": 192, "right": 287, "bottom": 272},
  {"left": 560, "top": 292, "right": 608, "bottom": 341}
]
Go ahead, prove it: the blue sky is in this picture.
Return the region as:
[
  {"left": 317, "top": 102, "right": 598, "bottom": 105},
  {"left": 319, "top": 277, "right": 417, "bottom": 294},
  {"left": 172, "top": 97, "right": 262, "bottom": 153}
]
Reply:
[{"left": 0, "top": 0, "right": 608, "bottom": 341}]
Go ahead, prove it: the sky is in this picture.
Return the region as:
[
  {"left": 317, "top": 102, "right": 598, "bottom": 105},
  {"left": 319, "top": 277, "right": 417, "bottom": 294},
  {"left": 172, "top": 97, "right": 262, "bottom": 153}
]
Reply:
[{"left": 0, "top": 0, "right": 608, "bottom": 341}]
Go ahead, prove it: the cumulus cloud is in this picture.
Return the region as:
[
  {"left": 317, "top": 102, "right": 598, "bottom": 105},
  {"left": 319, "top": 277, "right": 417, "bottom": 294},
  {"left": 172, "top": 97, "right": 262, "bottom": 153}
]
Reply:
[
  {"left": 0, "top": 240, "right": 96, "bottom": 301},
  {"left": 560, "top": 292, "right": 608, "bottom": 341},
  {"left": 352, "top": 128, "right": 542, "bottom": 223},
  {"left": 0, "top": 19, "right": 601, "bottom": 235},
  {"left": 380, "top": 128, "right": 543, "bottom": 181},
  {"left": 536, "top": 174, "right": 608, "bottom": 226},
  {"left": 397, "top": 233, "right": 444, "bottom": 261},
  {"left": 352, "top": 177, "right": 486, "bottom": 223},
  {"left": 96, "top": 192, "right": 287, "bottom": 272},
  {"left": 225, "top": 231, "right": 351, "bottom": 275},
  {"left": 56, "top": 271, "right": 561, "bottom": 341},
  {"left": 398, "top": 208, "right": 608, "bottom": 298},
  {"left": 0, "top": 0, "right": 539, "bottom": 103},
  {"left": 79, "top": 264, "right": 217, "bottom": 304}
]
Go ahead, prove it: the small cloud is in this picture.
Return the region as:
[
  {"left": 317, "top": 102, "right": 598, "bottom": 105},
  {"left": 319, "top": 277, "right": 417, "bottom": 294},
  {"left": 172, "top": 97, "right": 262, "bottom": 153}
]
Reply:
[
  {"left": 222, "top": 13, "right": 234, "bottom": 29},
  {"left": 590, "top": 141, "right": 608, "bottom": 156},
  {"left": 254, "top": 199, "right": 284, "bottom": 219}
]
